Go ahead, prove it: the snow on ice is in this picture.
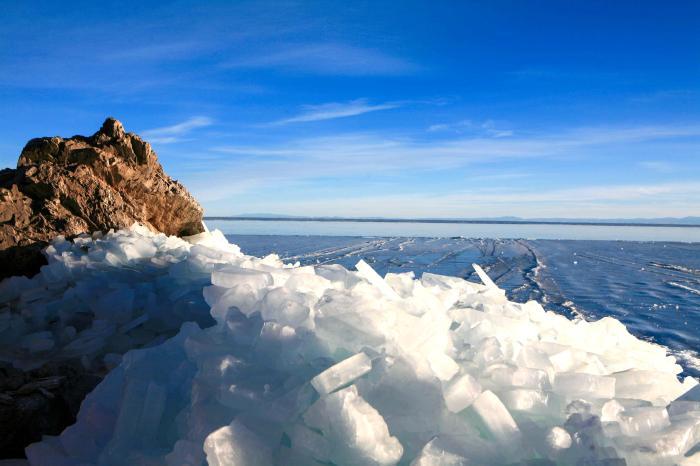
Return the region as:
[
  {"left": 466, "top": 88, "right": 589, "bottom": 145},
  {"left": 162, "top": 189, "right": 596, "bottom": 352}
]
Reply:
[{"left": 3, "top": 224, "right": 699, "bottom": 465}]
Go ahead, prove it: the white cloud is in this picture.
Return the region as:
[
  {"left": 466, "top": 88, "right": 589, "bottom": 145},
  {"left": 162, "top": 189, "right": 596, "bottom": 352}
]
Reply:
[
  {"left": 142, "top": 116, "right": 213, "bottom": 144},
  {"left": 224, "top": 43, "right": 417, "bottom": 76},
  {"left": 427, "top": 119, "right": 513, "bottom": 137},
  {"left": 270, "top": 99, "right": 399, "bottom": 125}
]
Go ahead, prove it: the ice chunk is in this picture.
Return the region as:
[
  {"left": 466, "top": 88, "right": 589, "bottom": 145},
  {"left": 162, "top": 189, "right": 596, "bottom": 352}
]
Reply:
[
  {"left": 212, "top": 266, "right": 273, "bottom": 290},
  {"left": 471, "top": 390, "right": 521, "bottom": 445},
  {"left": 311, "top": 352, "right": 372, "bottom": 395},
  {"left": 472, "top": 263, "right": 497, "bottom": 288},
  {"left": 410, "top": 437, "right": 469, "bottom": 466},
  {"left": 501, "top": 389, "right": 549, "bottom": 413},
  {"left": 287, "top": 423, "right": 330, "bottom": 462},
  {"left": 91, "top": 287, "right": 135, "bottom": 324},
  {"left": 601, "top": 399, "right": 625, "bottom": 422},
  {"left": 204, "top": 420, "right": 274, "bottom": 466},
  {"left": 428, "top": 352, "right": 460, "bottom": 381},
  {"left": 618, "top": 406, "right": 671, "bottom": 436},
  {"left": 614, "top": 369, "right": 687, "bottom": 403},
  {"left": 260, "top": 287, "right": 313, "bottom": 327},
  {"left": 545, "top": 426, "right": 572, "bottom": 450},
  {"left": 355, "top": 259, "right": 401, "bottom": 300},
  {"left": 489, "top": 366, "right": 549, "bottom": 389},
  {"left": 443, "top": 373, "right": 481, "bottom": 413},
  {"left": 304, "top": 385, "right": 403, "bottom": 465},
  {"left": 553, "top": 372, "right": 615, "bottom": 400}
]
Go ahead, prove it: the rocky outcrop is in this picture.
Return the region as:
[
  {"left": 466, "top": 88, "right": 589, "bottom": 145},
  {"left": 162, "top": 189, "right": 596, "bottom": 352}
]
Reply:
[{"left": 0, "top": 118, "right": 204, "bottom": 279}]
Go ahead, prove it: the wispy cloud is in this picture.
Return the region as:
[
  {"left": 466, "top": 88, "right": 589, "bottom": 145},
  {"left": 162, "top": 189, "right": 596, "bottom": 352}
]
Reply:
[
  {"left": 198, "top": 123, "right": 700, "bottom": 202},
  {"left": 142, "top": 116, "right": 213, "bottom": 144},
  {"left": 638, "top": 161, "right": 676, "bottom": 172},
  {"left": 428, "top": 119, "right": 513, "bottom": 137},
  {"left": 270, "top": 99, "right": 400, "bottom": 125},
  {"left": 428, "top": 120, "right": 472, "bottom": 132},
  {"left": 224, "top": 43, "right": 417, "bottom": 76},
  {"left": 219, "top": 182, "right": 700, "bottom": 219},
  {"left": 169, "top": 121, "right": 700, "bottom": 216}
]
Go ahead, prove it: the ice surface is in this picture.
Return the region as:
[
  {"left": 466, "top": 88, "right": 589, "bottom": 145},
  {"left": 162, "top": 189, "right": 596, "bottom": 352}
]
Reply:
[{"left": 10, "top": 225, "right": 700, "bottom": 465}]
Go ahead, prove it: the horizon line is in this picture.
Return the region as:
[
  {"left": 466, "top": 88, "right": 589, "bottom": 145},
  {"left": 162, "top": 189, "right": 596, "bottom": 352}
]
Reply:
[{"left": 203, "top": 216, "right": 700, "bottom": 229}]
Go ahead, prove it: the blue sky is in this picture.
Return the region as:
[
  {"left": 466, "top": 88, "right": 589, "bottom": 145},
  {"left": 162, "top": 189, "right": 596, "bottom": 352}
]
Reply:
[{"left": 2, "top": 0, "right": 699, "bottom": 218}]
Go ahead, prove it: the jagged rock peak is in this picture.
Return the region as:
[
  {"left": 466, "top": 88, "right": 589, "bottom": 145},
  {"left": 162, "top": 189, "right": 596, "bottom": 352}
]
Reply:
[
  {"left": 0, "top": 118, "right": 206, "bottom": 278},
  {"left": 96, "top": 117, "right": 126, "bottom": 140}
]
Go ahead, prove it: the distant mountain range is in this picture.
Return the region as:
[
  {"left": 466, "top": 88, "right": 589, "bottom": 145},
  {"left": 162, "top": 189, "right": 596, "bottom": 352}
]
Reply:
[{"left": 204, "top": 214, "right": 700, "bottom": 227}]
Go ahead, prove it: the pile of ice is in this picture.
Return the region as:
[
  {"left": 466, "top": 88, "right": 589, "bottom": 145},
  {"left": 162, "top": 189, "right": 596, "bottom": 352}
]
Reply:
[
  {"left": 0, "top": 224, "right": 225, "bottom": 371},
  {"left": 19, "top": 227, "right": 700, "bottom": 465}
]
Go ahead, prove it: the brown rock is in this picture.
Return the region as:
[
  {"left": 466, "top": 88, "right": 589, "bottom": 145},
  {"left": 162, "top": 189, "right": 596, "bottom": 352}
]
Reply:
[{"left": 0, "top": 118, "right": 204, "bottom": 279}]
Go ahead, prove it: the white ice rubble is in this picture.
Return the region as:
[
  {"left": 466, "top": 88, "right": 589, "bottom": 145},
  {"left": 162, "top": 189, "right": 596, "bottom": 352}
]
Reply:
[
  {"left": 0, "top": 224, "right": 219, "bottom": 371},
  {"left": 6, "top": 225, "right": 700, "bottom": 465}
]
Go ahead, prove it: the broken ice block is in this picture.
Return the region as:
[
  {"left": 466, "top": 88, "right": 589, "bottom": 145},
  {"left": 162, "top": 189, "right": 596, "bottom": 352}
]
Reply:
[
  {"left": 304, "top": 385, "right": 403, "bottom": 465},
  {"left": 288, "top": 423, "right": 330, "bottom": 462},
  {"left": 428, "top": 352, "right": 460, "bottom": 382},
  {"left": 355, "top": 259, "right": 401, "bottom": 300},
  {"left": 471, "top": 390, "right": 521, "bottom": 445},
  {"left": 553, "top": 372, "right": 615, "bottom": 400},
  {"left": 410, "top": 437, "right": 470, "bottom": 466},
  {"left": 204, "top": 420, "right": 274, "bottom": 466},
  {"left": 618, "top": 406, "right": 671, "bottom": 436},
  {"left": 601, "top": 399, "right": 625, "bottom": 422},
  {"left": 443, "top": 373, "right": 481, "bottom": 413},
  {"left": 260, "top": 287, "right": 312, "bottom": 327},
  {"left": 489, "top": 366, "right": 549, "bottom": 390},
  {"left": 614, "top": 369, "right": 687, "bottom": 404},
  {"left": 311, "top": 352, "right": 372, "bottom": 395},
  {"left": 472, "top": 263, "right": 497, "bottom": 288},
  {"left": 545, "top": 426, "right": 571, "bottom": 450},
  {"left": 91, "top": 287, "right": 135, "bottom": 324},
  {"left": 501, "top": 389, "right": 549, "bottom": 413},
  {"left": 212, "top": 266, "right": 273, "bottom": 290}
]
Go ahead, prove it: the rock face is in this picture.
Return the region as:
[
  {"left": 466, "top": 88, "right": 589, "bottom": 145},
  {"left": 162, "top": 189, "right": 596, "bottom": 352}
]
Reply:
[{"left": 0, "top": 118, "right": 204, "bottom": 278}]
